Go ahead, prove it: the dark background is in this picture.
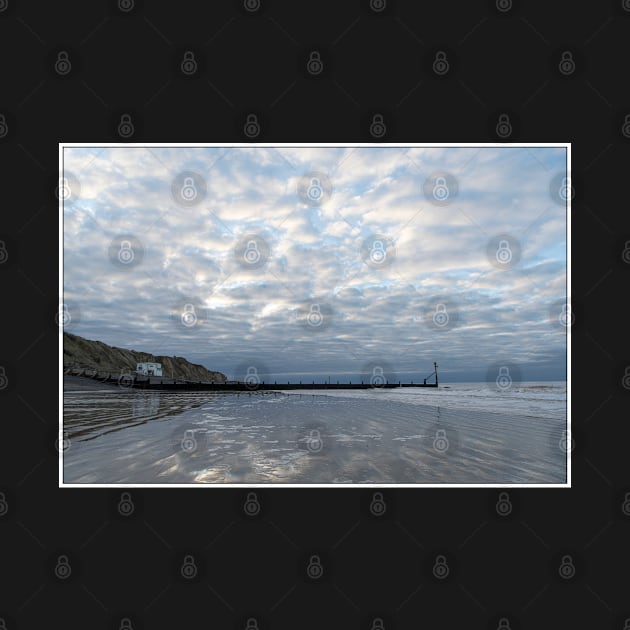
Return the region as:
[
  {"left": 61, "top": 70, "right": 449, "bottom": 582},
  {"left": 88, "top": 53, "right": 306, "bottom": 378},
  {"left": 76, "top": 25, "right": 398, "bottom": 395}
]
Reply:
[{"left": 1, "top": 0, "right": 629, "bottom": 628}]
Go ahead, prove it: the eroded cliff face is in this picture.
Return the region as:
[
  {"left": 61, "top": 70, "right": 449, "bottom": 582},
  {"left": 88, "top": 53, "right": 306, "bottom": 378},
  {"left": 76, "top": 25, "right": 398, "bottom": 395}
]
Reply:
[{"left": 63, "top": 332, "right": 227, "bottom": 383}]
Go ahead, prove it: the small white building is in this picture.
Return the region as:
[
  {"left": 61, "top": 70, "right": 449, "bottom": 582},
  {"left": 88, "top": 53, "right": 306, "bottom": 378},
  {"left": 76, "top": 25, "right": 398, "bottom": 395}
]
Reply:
[{"left": 135, "top": 362, "right": 163, "bottom": 377}]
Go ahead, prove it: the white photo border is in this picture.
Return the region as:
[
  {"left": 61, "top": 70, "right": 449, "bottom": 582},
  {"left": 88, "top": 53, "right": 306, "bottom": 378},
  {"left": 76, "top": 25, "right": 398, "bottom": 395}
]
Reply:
[{"left": 59, "top": 142, "right": 571, "bottom": 489}]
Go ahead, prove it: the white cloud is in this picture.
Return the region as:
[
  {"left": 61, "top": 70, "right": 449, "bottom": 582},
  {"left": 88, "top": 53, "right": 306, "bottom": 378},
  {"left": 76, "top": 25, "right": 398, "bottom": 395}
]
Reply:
[{"left": 62, "top": 145, "right": 568, "bottom": 380}]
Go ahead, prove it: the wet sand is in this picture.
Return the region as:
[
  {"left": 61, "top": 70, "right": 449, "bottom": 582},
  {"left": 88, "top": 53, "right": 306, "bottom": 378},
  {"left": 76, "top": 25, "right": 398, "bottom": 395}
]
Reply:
[{"left": 62, "top": 381, "right": 567, "bottom": 485}]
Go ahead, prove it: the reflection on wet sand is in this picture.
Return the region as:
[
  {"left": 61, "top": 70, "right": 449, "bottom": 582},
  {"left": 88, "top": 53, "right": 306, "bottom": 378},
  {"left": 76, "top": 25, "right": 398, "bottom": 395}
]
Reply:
[
  {"left": 64, "top": 383, "right": 566, "bottom": 484},
  {"left": 64, "top": 389, "right": 211, "bottom": 441}
]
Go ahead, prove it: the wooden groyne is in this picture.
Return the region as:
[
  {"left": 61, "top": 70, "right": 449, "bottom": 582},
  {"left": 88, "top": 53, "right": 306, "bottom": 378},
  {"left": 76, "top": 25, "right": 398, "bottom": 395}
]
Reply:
[{"left": 63, "top": 363, "right": 439, "bottom": 391}]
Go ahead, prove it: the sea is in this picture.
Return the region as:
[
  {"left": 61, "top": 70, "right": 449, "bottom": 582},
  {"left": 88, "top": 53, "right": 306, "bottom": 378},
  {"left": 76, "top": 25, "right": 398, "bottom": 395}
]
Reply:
[{"left": 62, "top": 380, "right": 568, "bottom": 485}]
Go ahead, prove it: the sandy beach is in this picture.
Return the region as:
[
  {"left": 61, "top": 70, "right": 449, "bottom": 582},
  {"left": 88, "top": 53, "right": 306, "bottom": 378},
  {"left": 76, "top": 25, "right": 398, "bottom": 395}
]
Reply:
[{"left": 62, "top": 377, "right": 567, "bottom": 485}]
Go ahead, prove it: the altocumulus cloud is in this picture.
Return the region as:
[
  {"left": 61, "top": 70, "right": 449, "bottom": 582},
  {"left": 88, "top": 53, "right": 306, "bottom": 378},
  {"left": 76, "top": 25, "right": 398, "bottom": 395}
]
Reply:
[{"left": 62, "top": 145, "right": 568, "bottom": 382}]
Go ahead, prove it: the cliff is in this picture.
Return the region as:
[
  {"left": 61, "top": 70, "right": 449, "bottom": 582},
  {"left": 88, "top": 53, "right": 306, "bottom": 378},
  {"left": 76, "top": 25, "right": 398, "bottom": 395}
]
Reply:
[{"left": 63, "top": 332, "right": 227, "bottom": 383}]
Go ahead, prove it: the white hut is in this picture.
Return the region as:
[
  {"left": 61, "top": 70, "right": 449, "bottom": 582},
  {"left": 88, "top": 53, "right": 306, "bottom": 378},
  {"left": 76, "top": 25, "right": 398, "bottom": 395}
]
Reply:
[{"left": 135, "top": 362, "right": 163, "bottom": 377}]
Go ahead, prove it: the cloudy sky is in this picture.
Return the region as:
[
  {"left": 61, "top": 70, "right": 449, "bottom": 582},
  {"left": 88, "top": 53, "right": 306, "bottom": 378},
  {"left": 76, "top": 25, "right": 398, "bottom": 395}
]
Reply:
[{"left": 61, "top": 144, "right": 568, "bottom": 383}]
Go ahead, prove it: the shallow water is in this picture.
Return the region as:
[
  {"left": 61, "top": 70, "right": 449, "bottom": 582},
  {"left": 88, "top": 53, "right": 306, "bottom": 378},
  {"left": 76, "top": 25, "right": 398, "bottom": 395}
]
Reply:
[{"left": 62, "top": 381, "right": 567, "bottom": 484}]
